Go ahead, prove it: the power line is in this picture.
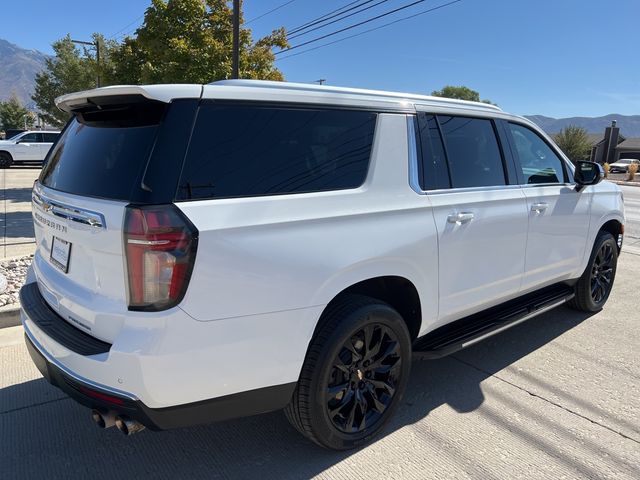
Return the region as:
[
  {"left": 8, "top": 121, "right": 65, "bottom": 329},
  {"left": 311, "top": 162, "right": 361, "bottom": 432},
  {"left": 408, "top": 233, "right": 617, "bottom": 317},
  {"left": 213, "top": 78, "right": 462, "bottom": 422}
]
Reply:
[
  {"left": 288, "top": 0, "right": 375, "bottom": 36},
  {"left": 287, "top": 1, "right": 365, "bottom": 34},
  {"left": 246, "top": 0, "right": 299, "bottom": 25},
  {"left": 288, "top": 0, "right": 390, "bottom": 40},
  {"left": 276, "top": 0, "right": 463, "bottom": 60},
  {"left": 108, "top": 13, "right": 145, "bottom": 40},
  {"left": 277, "top": 0, "right": 432, "bottom": 54}
]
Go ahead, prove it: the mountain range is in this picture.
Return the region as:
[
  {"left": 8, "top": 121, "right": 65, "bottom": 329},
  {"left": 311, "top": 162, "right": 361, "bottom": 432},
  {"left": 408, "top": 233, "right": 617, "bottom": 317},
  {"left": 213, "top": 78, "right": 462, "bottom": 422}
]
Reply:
[
  {"left": 1, "top": 37, "right": 639, "bottom": 136},
  {"left": 524, "top": 114, "right": 640, "bottom": 138},
  {"left": 0, "top": 38, "right": 48, "bottom": 108}
]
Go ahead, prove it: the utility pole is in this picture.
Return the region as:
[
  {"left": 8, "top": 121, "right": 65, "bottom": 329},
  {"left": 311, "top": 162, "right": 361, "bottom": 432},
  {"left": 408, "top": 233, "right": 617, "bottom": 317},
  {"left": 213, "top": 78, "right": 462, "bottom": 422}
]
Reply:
[
  {"left": 71, "top": 39, "right": 101, "bottom": 87},
  {"left": 232, "top": 0, "right": 240, "bottom": 79},
  {"left": 316, "top": 79, "right": 326, "bottom": 85}
]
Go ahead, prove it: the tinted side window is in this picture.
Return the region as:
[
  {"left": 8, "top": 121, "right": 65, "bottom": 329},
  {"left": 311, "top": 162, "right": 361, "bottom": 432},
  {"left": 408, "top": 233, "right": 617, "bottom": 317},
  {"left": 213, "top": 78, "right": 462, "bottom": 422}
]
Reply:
[
  {"left": 416, "top": 113, "right": 450, "bottom": 190},
  {"left": 43, "top": 133, "right": 59, "bottom": 142},
  {"left": 177, "top": 104, "right": 377, "bottom": 200},
  {"left": 508, "top": 123, "right": 565, "bottom": 184},
  {"left": 20, "top": 133, "right": 41, "bottom": 142},
  {"left": 438, "top": 116, "right": 505, "bottom": 188}
]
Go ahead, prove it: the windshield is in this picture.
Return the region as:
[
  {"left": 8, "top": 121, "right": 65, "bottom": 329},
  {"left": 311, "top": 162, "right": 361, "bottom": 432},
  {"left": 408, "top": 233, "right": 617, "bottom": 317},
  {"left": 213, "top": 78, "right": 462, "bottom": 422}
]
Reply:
[{"left": 7, "top": 132, "right": 25, "bottom": 141}]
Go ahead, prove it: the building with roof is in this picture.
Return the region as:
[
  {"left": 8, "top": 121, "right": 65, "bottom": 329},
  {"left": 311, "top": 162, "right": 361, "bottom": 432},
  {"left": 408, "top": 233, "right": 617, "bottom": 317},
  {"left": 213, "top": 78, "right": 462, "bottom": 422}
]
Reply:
[
  {"left": 589, "top": 121, "right": 640, "bottom": 163},
  {"left": 615, "top": 138, "right": 640, "bottom": 161}
]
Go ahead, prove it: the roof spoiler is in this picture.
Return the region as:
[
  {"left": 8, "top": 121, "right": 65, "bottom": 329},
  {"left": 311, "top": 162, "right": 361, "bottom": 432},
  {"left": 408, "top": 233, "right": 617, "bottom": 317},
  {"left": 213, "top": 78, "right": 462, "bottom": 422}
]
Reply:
[{"left": 55, "top": 84, "right": 203, "bottom": 113}]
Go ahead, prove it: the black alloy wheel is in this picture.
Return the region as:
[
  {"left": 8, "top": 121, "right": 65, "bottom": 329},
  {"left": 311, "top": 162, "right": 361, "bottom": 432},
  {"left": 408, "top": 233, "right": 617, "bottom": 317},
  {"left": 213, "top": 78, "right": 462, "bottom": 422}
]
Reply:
[
  {"left": 326, "top": 323, "right": 401, "bottom": 434},
  {"left": 285, "top": 295, "right": 412, "bottom": 450},
  {"left": 569, "top": 231, "right": 618, "bottom": 312},
  {"left": 590, "top": 241, "right": 615, "bottom": 304}
]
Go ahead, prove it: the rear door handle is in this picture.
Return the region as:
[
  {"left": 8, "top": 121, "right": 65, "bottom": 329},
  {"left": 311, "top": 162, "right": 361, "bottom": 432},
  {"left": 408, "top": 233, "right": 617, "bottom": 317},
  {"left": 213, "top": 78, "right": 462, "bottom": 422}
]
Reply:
[
  {"left": 531, "top": 202, "right": 548, "bottom": 214},
  {"left": 447, "top": 212, "right": 475, "bottom": 225}
]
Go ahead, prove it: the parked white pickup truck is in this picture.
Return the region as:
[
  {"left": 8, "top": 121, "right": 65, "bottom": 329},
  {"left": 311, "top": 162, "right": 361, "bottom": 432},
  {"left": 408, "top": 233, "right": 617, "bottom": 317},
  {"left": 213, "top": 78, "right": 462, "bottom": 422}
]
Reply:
[{"left": 0, "top": 130, "right": 60, "bottom": 168}]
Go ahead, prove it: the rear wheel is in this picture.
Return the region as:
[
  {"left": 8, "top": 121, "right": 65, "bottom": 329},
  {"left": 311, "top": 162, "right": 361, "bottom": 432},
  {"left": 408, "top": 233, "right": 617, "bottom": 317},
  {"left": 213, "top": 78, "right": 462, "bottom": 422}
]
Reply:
[
  {"left": 569, "top": 231, "right": 618, "bottom": 312},
  {"left": 285, "top": 295, "right": 412, "bottom": 450},
  {"left": 0, "top": 152, "right": 13, "bottom": 168}
]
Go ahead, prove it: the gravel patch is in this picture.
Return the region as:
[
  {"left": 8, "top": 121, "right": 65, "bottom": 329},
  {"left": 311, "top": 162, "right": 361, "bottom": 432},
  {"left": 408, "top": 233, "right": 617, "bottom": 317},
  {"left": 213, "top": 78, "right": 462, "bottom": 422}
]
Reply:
[{"left": 0, "top": 255, "right": 33, "bottom": 308}]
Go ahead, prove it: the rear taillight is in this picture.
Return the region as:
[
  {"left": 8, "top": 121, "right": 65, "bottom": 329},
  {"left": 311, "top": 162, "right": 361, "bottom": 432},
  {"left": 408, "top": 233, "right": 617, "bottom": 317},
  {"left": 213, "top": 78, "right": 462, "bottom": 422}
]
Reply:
[{"left": 123, "top": 204, "right": 198, "bottom": 311}]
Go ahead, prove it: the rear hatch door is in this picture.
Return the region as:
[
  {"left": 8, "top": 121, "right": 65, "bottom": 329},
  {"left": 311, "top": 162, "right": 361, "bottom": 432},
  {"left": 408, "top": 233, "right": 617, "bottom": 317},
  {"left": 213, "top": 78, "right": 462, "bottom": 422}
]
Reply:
[{"left": 32, "top": 91, "right": 199, "bottom": 343}]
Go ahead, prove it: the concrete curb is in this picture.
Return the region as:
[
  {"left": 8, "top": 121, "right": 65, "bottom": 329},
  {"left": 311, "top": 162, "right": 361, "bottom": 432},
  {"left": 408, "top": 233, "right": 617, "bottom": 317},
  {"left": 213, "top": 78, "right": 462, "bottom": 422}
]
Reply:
[
  {"left": 609, "top": 180, "right": 640, "bottom": 187},
  {"left": 0, "top": 305, "right": 20, "bottom": 329}
]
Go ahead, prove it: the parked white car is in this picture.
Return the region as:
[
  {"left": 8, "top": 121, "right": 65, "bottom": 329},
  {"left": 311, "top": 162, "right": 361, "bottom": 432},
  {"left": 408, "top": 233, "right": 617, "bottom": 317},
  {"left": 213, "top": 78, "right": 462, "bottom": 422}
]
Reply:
[
  {"left": 21, "top": 81, "right": 624, "bottom": 450},
  {"left": 0, "top": 130, "right": 60, "bottom": 168},
  {"left": 609, "top": 158, "right": 640, "bottom": 173}
]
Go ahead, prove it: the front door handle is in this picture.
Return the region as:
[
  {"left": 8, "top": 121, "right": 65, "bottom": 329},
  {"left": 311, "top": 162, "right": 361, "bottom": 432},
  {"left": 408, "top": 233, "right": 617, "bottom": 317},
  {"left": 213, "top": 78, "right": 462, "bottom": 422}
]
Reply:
[
  {"left": 531, "top": 202, "right": 548, "bottom": 214},
  {"left": 447, "top": 212, "right": 475, "bottom": 225}
]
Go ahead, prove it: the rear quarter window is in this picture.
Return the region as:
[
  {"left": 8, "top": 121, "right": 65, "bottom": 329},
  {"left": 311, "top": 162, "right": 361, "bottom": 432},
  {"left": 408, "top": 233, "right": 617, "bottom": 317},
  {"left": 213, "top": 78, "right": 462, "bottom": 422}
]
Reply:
[{"left": 176, "top": 104, "right": 377, "bottom": 200}]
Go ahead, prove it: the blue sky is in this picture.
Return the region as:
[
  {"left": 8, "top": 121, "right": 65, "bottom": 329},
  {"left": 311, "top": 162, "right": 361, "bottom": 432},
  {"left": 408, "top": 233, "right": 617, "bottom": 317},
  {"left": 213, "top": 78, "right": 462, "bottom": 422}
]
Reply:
[{"left": 2, "top": 0, "right": 639, "bottom": 117}]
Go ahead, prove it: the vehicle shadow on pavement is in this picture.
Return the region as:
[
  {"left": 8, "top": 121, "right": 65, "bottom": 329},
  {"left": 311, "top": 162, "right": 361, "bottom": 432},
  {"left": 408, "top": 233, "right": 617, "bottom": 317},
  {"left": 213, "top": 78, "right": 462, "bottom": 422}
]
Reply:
[
  {"left": 2, "top": 187, "right": 34, "bottom": 204},
  {"left": 0, "top": 307, "right": 595, "bottom": 479},
  {"left": 2, "top": 211, "right": 35, "bottom": 239},
  {"left": 1, "top": 188, "right": 35, "bottom": 241}
]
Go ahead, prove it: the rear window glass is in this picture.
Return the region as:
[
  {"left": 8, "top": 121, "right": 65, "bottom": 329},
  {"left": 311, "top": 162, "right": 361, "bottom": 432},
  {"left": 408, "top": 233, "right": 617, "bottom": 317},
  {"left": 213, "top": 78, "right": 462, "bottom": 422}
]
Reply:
[
  {"left": 176, "top": 104, "right": 377, "bottom": 200},
  {"left": 40, "top": 103, "right": 164, "bottom": 200},
  {"left": 43, "top": 133, "right": 59, "bottom": 143},
  {"left": 438, "top": 116, "right": 506, "bottom": 188}
]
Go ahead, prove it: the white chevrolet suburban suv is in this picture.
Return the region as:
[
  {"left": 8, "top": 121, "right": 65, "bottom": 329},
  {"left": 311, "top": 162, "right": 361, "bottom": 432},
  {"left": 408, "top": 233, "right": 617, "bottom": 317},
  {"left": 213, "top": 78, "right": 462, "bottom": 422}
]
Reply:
[
  {"left": 0, "top": 130, "right": 60, "bottom": 167},
  {"left": 21, "top": 80, "right": 624, "bottom": 450}
]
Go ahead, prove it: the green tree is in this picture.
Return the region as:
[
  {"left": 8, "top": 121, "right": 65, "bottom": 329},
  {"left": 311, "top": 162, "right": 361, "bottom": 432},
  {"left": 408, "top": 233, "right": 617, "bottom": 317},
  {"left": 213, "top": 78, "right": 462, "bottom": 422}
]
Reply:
[
  {"left": 431, "top": 85, "right": 496, "bottom": 105},
  {"left": 107, "top": 0, "right": 288, "bottom": 85},
  {"left": 0, "top": 94, "right": 34, "bottom": 130},
  {"left": 553, "top": 125, "right": 591, "bottom": 163},
  {"left": 32, "top": 34, "right": 112, "bottom": 126}
]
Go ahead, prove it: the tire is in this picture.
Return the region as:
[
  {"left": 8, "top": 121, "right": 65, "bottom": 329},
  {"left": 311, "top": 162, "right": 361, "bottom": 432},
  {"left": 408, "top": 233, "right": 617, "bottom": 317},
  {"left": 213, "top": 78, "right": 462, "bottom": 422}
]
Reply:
[
  {"left": 0, "top": 152, "right": 13, "bottom": 168},
  {"left": 569, "top": 231, "right": 618, "bottom": 312},
  {"left": 285, "top": 294, "right": 412, "bottom": 450}
]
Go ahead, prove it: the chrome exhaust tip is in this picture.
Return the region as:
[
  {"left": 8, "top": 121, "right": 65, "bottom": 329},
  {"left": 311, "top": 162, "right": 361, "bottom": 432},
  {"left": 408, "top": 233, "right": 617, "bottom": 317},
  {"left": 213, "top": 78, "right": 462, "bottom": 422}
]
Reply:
[
  {"left": 115, "top": 416, "right": 145, "bottom": 436},
  {"left": 91, "top": 410, "right": 116, "bottom": 429}
]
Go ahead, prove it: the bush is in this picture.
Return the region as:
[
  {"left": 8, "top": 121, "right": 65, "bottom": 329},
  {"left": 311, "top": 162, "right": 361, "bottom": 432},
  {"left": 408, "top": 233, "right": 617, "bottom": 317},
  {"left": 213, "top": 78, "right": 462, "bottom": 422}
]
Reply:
[
  {"left": 553, "top": 126, "right": 591, "bottom": 164},
  {"left": 603, "top": 162, "right": 610, "bottom": 178},
  {"left": 628, "top": 163, "right": 638, "bottom": 181}
]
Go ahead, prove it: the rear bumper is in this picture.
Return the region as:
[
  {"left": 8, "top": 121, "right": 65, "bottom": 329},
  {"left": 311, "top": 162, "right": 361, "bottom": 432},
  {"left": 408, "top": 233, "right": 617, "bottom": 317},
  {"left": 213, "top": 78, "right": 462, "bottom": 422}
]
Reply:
[
  {"left": 20, "top": 281, "right": 315, "bottom": 429},
  {"left": 24, "top": 329, "right": 295, "bottom": 430}
]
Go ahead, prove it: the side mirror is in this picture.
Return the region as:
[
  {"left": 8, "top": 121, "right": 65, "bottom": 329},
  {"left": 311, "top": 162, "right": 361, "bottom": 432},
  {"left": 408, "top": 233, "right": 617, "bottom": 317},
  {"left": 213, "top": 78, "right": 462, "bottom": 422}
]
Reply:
[{"left": 574, "top": 161, "right": 603, "bottom": 191}]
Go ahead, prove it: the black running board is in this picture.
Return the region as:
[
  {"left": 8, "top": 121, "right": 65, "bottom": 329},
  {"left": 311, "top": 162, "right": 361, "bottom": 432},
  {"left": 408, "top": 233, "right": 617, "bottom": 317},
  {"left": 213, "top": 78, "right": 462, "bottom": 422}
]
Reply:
[{"left": 413, "top": 284, "right": 574, "bottom": 358}]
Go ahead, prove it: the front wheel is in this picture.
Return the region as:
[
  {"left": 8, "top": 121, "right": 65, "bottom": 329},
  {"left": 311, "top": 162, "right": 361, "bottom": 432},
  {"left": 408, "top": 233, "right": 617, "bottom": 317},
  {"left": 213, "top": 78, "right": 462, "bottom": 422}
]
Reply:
[
  {"left": 0, "top": 152, "right": 13, "bottom": 168},
  {"left": 285, "top": 295, "right": 412, "bottom": 450},
  {"left": 569, "top": 231, "right": 618, "bottom": 312}
]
